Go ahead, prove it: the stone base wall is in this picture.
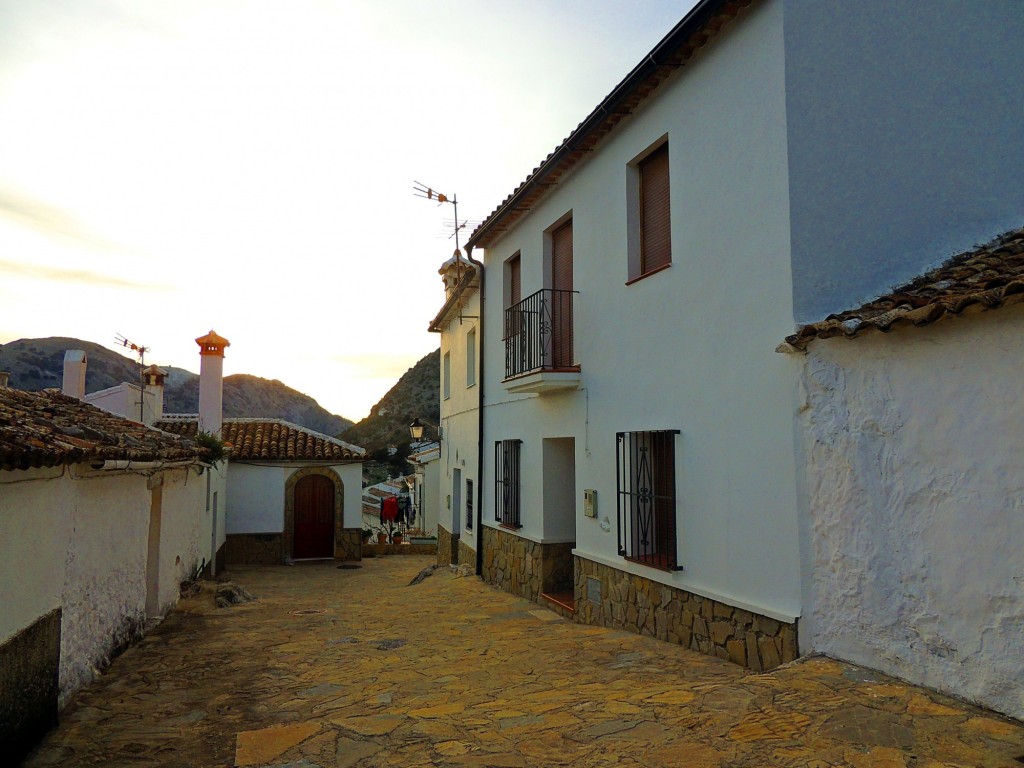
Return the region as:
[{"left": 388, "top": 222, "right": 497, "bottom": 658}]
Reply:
[
  {"left": 362, "top": 542, "right": 438, "bottom": 557},
  {"left": 225, "top": 533, "right": 282, "bottom": 565},
  {"left": 457, "top": 538, "right": 476, "bottom": 570},
  {"left": 437, "top": 526, "right": 460, "bottom": 566},
  {"left": 574, "top": 556, "right": 797, "bottom": 672},
  {"left": 1, "top": 608, "right": 60, "bottom": 763},
  {"left": 481, "top": 526, "right": 575, "bottom": 602},
  {"left": 335, "top": 528, "right": 362, "bottom": 561}
]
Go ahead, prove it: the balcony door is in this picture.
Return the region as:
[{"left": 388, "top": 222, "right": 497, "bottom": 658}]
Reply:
[{"left": 550, "top": 220, "right": 573, "bottom": 368}]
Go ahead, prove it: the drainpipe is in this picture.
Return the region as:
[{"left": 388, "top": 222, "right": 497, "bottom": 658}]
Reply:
[{"left": 465, "top": 245, "right": 486, "bottom": 577}]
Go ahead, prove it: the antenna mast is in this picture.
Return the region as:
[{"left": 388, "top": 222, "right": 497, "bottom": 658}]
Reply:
[{"left": 115, "top": 333, "right": 150, "bottom": 422}]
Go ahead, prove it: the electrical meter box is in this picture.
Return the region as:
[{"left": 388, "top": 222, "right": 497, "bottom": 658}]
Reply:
[{"left": 584, "top": 489, "right": 597, "bottom": 518}]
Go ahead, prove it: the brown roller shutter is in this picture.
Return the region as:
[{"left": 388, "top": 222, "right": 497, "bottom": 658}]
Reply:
[
  {"left": 550, "top": 220, "right": 573, "bottom": 367},
  {"left": 640, "top": 144, "right": 671, "bottom": 274},
  {"left": 509, "top": 254, "right": 521, "bottom": 308}
]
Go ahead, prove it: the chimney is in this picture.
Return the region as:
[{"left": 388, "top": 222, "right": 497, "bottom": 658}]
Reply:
[
  {"left": 142, "top": 364, "right": 167, "bottom": 425},
  {"left": 195, "top": 330, "right": 229, "bottom": 436},
  {"left": 62, "top": 350, "right": 87, "bottom": 400},
  {"left": 0, "top": 371, "right": 9, "bottom": 388}
]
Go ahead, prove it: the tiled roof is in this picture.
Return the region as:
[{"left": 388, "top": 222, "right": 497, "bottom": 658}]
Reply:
[
  {"left": 0, "top": 388, "right": 206, "bottom": 472},
  {"left": 155, "top": 418, "right": 365, "bottom": 462},
  {"left": 466, "top": 0, "right": 749, "bottom": 250},
  {"left": 783, "top": 227, "right": 1024, "bottom": 351}
]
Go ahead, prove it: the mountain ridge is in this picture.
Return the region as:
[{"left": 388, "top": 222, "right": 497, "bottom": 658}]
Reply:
[{"left": 0, "top": 337, "right": 354, "bottom": 436}]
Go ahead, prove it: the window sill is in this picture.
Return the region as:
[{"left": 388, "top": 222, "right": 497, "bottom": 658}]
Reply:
[
  {"left": 499, "top": 522, "right": 522, "bottom": 532},
  {"left": 624, "top": 554, "right": 683, "bottom": 573},
  {"left": 625, "top": 262, "right": 672, "bottom": 286}
]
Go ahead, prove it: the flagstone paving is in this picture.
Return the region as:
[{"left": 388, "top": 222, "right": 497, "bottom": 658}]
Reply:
[{"left": 23, "top": 556, "right": 1024, "bottom": 767}]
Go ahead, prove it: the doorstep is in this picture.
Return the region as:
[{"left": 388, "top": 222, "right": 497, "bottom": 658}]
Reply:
[{"left": 540, "top": 591, "right": 575, "bottom": 618}]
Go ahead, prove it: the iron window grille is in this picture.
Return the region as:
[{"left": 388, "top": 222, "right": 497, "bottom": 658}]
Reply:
[
  {"left": 466, "top": 479, "right": 474, "bottom": 530},
  {"left": 503, "top": 288, "right": 577, "bottom": 379},
  {"left": 616, "top": 429, "right": 681, "bottom": 572},
  {"left": 494, "top": 439, "right": 522, "bottom": 528}
]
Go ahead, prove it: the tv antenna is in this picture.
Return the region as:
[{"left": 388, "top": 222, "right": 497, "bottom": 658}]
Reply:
[
  {"left": 413, "top": 181, "right": 478, "bottom": 323},
  {"left": 115, "top": 333, "right": 150, "bottom": 422}
]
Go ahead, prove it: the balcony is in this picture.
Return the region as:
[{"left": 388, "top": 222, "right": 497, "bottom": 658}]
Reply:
[{"left": 503, "top": 288, "right": 580, "bottom": 395}]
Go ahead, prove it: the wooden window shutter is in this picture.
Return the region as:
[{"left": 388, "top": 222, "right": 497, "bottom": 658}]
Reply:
[
  {"left": 509, "top": 254, "right": 521, "bottom": 308},
  {"left": 640, "top": 144, "right": 671, "bottom": 274},
  {"left": 552, "top": 220, "right": 573, "bottom": 292}
]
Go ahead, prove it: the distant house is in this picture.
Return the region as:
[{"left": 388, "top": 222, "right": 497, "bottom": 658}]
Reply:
[
  {"left": 430, "top": 0, "right": 1024, "bottom": 720},
  {"left": 409, "top": 442, "right": 441, "bottom": 541},
  {"left": 157, "top": 418, "right": 365, "bottom": 564},
  {"left": 0, "top": 384, "right": 212, "bottom": 761}
]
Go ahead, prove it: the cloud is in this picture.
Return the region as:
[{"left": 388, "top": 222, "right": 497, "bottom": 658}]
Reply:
[
  {"left": 325, "top": 353, "right": 426, "bottom": 380},
  {"left": 0, "top": 187, "right": 124, "bottom": 253},
  {"left": 0, "top": 258, "right": 167, "bottom": 290}
]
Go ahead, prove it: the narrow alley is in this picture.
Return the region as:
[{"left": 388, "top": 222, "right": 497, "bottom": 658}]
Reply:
[{"left": 24, "top": 556, "right": 1024, "bottom": 767}]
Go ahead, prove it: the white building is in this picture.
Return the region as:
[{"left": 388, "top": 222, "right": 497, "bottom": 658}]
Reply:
[
  {"left": 433, "top": 0, "right": 1024, "bottom": 718},
  {"left": 0, "top": 382, "right": 211, "bottom": 761}
]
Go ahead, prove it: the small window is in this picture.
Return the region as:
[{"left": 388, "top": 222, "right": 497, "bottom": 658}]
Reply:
[
  {"left": 466, "top": 329, "right": 476, "bottom": 387},
  {"left": 506, "top": 253, "right": 521, "bottom": 309},
  {"left": 443, "top": 351, "right": 451, "bottom": 400},
  {"left": 494, "top": 439, "right": 522, "bottom": 528},
  {"left": 627, "top": 140, "right": 672, "bottom": 283},
  {"left": 616, "top": 429, "right": 680, "bottom": 571},
  {"left": 466, "top": 479, "right": 474, "bottom": 530}
]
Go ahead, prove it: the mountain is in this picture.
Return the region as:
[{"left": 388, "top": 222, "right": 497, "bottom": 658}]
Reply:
[
  {"left": 341, "top": 348, "right": 440, "bottom": 453},
  {"left": 0, "top": 337, "right": 354, "bottom": 436}
]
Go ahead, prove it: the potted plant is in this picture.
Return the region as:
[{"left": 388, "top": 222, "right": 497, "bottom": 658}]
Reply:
[
  {"left": 392, "top": 530, "right": 404, "bottom": 545},
  {"left": 362, "top": 528, "right": 373, "bottom": 543}
]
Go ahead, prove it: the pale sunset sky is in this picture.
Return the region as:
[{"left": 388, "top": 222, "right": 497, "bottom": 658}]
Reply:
[{"left": 0, "top": 0, "right": 695, "bottom": 421}]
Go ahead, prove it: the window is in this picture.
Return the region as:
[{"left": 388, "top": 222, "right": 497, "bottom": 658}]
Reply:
[
  {"left": 443, "top": 351, "right": 451, "bottom": 400},
  {"left": 506, "top": 253, "right": 521, "bottom": 310},
  {"left": 466, "top": 329, "right": 476, "bottom": 387},
  {"left": 628, "top": 140, "right": 671, "bottom": 282},
  {"left": 616, "top": 429, "right": 680, "bottom": 571},
  {"left": 466, "top": 479, "right": 474, "bottom": 530},
  {"left": 494, "top": 439, "right": 522, "bottom": 528}
]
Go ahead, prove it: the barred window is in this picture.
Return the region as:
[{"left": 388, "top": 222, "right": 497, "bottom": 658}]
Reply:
[
  {"left": 494, "top": 439, "right": 522, "bottom": 528},
  {"left": 616, "top": 429, "right": 680, "bottom": 571}
]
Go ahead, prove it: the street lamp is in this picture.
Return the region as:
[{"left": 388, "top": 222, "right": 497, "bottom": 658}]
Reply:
[{"left": 408, "top": 418, "right": 425, "bottom": 442}]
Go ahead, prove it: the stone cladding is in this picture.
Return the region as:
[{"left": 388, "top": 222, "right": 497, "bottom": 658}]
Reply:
[
  {"left": 225, "top": 534, "right": 282, "bottom": 565},
  {"left": 335, "top": 529, "right": 362, "bottom": 561},
  {"left": 481, "top": 526, "right": 575, "bottom": 602},
  {"left": 574, "top": 556, "right": 797, "bottom": 672},
  {"left": 436, "top": 526, "right": 459, "bottom": 566},
  {"left": 457, "top": 538, "right": 475, "bottom": 569}
]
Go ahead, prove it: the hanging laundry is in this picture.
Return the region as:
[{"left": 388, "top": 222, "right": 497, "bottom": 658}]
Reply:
[{"left": 382, "top": 495, "right": 399, "bottom": 522}]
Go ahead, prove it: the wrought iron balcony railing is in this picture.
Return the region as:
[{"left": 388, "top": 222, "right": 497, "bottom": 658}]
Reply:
[{"left": 503, "top": 288, "right": 577, "bottom": 379}]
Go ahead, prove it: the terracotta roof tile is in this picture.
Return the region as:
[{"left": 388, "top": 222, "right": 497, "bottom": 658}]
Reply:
[
  {"left": 0, "top": 388, "right": 206, "bottom": 471},
  {"left": 783, "top": 226, "right": 1024, "bottom": 350},
  {"left": 154, "top": 418, "right": 365, "bottom": 462}
]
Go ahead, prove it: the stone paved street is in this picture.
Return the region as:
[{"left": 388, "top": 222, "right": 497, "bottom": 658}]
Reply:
[{"left": 23, "top": 556, "right": 1024, "bottom": 767}]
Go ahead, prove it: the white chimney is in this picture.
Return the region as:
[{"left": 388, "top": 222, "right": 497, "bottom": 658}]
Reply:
[
  {"left": 142, "top": 364, "right": 167, "bottom": 425},
  {"left": 62, "top": 350, "right": 87, "bottom": 399},
  {"left": 195, "top": 330, "right": 229, "bottom": 436},
  {"left": 0, "top": 371, "right": 9, "bottom": 388}
]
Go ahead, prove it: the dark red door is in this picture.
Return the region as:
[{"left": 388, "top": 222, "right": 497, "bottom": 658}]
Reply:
[{"left": 293, "top": 475, "right": 335, "bottom": 558}]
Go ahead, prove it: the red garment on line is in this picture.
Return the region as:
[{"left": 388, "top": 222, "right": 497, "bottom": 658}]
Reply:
[{"left": 382, "top": 496, "right": 399, "bottom": 522}]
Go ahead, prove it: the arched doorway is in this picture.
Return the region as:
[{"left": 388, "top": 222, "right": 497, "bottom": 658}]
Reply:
[{"left": 293, "top": 474, "right": 335, "bottom": 559}]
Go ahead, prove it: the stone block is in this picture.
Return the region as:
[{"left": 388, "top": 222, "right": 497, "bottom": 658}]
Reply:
[
  {"left": 713, "top": 601, "right": 733, "bottom": 619},
  {"left": 733, "top": 608, "right": 754, "bottom": 627},
  {"left": 710, "top": 621, "right": 733, "bottom": 645},
  {"left": 780, "top": 624, "right": 798, "bottom": 663},
  {"left": 758, "top": 635, "right": 782, "bottom": 671},
  {"left": 726, "top": 639, "right": 747, "bottom": 667}
]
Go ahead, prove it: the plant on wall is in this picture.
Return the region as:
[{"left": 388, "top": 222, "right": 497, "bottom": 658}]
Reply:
[{"left": 194, "top": 431, "right": 227, "bottom": 465}]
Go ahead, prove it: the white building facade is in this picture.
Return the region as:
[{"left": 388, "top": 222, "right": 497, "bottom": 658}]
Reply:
[{"left": 433, "top": 0, "right": 1024, "bottom": 713}]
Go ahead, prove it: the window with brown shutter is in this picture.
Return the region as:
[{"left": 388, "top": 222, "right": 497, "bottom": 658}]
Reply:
[
  {"left": 508, "top": 253, "right": 521, "bottom": 309},
  {"left": 639, "top": 143, "right": 671, "bottom": 276}
]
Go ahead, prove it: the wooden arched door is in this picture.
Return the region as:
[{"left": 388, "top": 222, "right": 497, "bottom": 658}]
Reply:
[{"left": 293, "top": 474, "right": 335, "bottom": 559}]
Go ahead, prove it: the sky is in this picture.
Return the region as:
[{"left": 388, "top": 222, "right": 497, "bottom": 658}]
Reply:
[{"left": 0, "top": 0, "right": 695, "bottom": 421}]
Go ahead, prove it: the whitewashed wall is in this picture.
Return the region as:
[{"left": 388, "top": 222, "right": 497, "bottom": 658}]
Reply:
[
  {"left": 798, "top": 308, "right": 1024, "bottom": 720},
  {"left": 0, "top": 464, "right": 207, "bottom": 706},
  {"left": 226, "top": 461, "right": 363, "bottom": 533},
  {"left": 0, "top": 467, "right": 73, "bottom": 644},
  {"left": 476, "top": 0, "right": 801, "bottom": 622},
  {"left": 437, "top": 288, "right": 480, "bottom": 551}
]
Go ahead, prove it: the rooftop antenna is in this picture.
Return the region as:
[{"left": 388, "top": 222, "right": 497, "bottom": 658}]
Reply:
[
  {"left": 413, "top": 181, "right": 478, "bottom": 323},
  {"left": 115, "top": 333, "right": 149, "bottom": 422}
]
